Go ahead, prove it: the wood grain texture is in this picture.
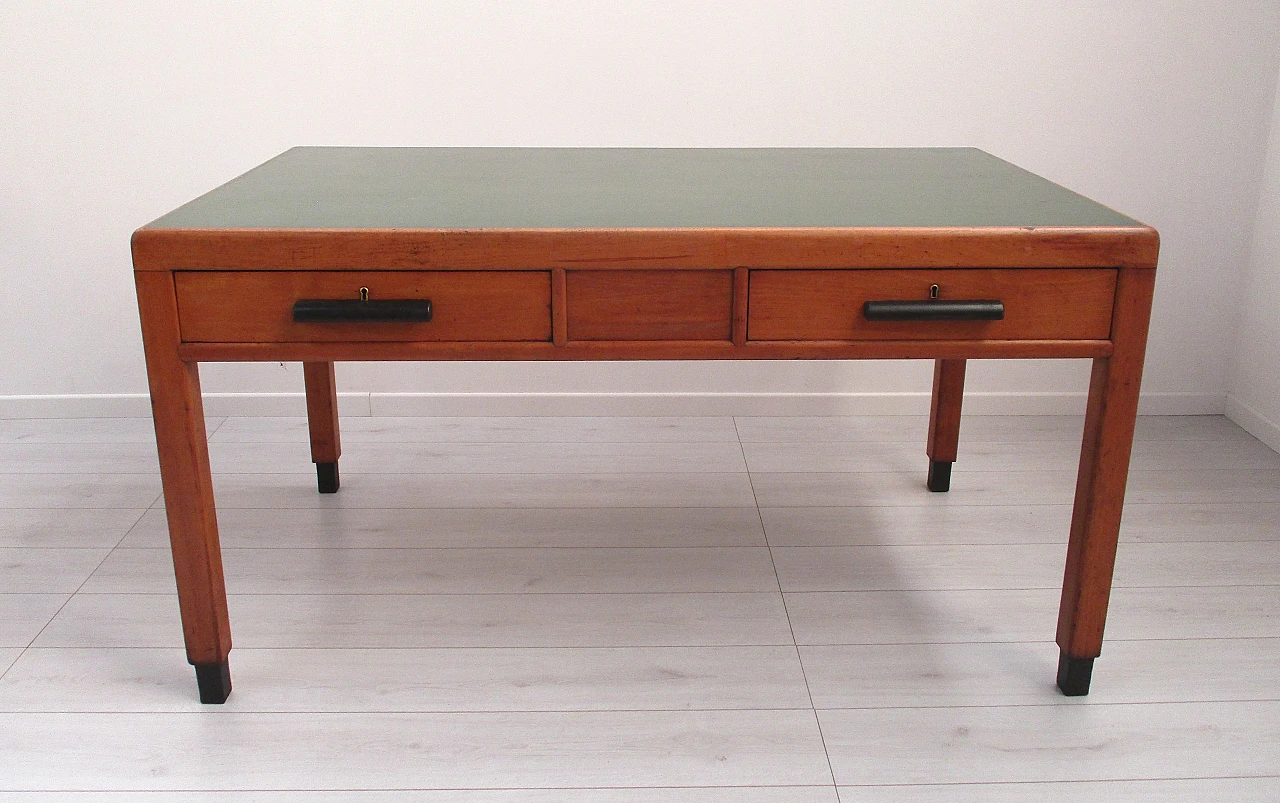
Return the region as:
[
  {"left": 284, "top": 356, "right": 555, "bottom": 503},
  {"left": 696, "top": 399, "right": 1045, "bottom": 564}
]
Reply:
[
  {"left": 175, "top": 271, "right": 551, "bottom": 343},
  {"left": 1057, "top": 267, "right": 1158, "bottom": 658},
  {"left": 0, "top": 710, "right": 832, "bottom": 790},
  {"left": 0, "top": 548, "right": 112, "bottom": 593},
  {"left": 566, "top": 270, "right": 733, "bottom": 341},
  {"left": 801, "top": 639, "right": 1280, "bottom": 709},
  {"left": 204, "top": 471, "right": 758, "bottom": 510},
  {"left": 724, "top": 227, "right": 1159, "bottom": 269},
  {"left": 0, "top": 790, "right": 841, "bottom": 802},
  {"left": 133, "top": 271, "right": 230, "bottom": 666},
  {"left": 121, "top": 506, "right": 766, "bottom": 550},
  {"left": 302, "top": 362, "right": 340, "bottom": 464},
  {"left": 207, "top": 415, "right": 743, "bottom": 445},
  {"left": 927, "top": 359, "right": 967, "bottom": 463},
  {"left": 0, "top": 596, "right": 68, "bottom": 648},
  {"left": 36, "top": 591, "right": 794, "bottom": 649},
  {"left": 0, "top": 646, "right": 813, "bottom": 713},
  {"left": 0, "top": 509, "right": 150, "bottom": 549},
  {"left": 177, "top": 338, "right": 1113, "bottom": 363},
  {"left": 748, "top": 269, "right": 1117, "bottom": 341},
  {"left": 846, "top": 779, "right": 1280, "bottom": 803},
  {"left": 820, "top": 701, "right": 1280, "bottom": 785},
  {"left": 732, "top": 267, "right": 749, "bottom": 346},
  {"left": 131, "top": 226, "right": 1158, "bottom": 272},
  {"left": 206, "top": 440, "right": 748, "bottom": 476},
  {"left": 86, "top": 546, "right": 780, "bottom": 595},
  {"left": 551, "top": 267, "right": 568, "bottom": 347}
]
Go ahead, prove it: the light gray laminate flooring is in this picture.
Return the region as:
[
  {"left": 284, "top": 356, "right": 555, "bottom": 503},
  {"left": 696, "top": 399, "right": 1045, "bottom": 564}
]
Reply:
[{"left": 0, "top": 414, "right": 1277, "bottom": 801}]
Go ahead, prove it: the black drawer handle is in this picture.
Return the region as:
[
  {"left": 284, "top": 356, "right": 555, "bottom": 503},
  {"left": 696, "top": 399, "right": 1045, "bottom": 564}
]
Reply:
[
  {"left": 292, "top": 299, "right": 433, "bottom": 323},
  {"left": 863, "top": 300, "right": 1004, "bottom": 321}
]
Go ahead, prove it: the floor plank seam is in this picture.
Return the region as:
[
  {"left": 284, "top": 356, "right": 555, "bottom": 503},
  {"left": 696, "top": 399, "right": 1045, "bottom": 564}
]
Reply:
[
  {"left": 735, "top": 414, "right": 843, "bottom": 797},
  {"left": 0, "top": 707, "right": 825, "bottom": 715},
  {"left": 834, "top": 774, "right": 1280, "bottom": 787},
  {"left": 1, "top": 507, "right": 149, "bottom": 685},
  {"left": 73, "top": 591, "right": 812, "bottom": 596},
  {"left": 812, "top": 698, "right": 1280, "bottom": 711},
  {"left": 4, "top": 415, "right": 1276, "bottom": 794},
  {"left": 0, "top": 789, "right": 849, "bottom": 795}
]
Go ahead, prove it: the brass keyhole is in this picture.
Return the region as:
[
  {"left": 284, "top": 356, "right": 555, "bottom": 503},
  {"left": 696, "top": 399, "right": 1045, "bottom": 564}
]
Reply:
[
  {"left": 359, "top": 287, "right": 369, "bottom": 302},
  {"left": 929, "top": 284, "right": 939, "bottom": 300}
]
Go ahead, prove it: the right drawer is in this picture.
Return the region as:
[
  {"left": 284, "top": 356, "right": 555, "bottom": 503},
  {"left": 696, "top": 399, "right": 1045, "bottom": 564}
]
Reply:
[{"left": 747, "top": 268, "right": 1117, "bottom": 341}]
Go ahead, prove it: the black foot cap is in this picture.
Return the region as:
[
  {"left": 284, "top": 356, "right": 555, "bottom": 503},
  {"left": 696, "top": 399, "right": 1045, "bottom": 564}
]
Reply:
[
  {"left": 195, "top": 661, "right": 232, "bottom": 704},
  {"left": 927, "top": 460, "right": 952, "bottom": 492},
  {"left": 1056, "top": 652, "right": 1094, "bottom": 696},
  {"left": 316, "top": 462, "right": 340, "bottom": 494}
]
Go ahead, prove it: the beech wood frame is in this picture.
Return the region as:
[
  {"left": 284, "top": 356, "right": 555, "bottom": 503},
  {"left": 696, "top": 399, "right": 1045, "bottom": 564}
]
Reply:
[{"left": 134, "top": 223, "right": 1158, "bottom": 702}]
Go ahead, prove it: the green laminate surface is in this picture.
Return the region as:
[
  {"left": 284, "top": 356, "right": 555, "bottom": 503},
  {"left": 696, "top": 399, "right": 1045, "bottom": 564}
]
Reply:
[{"left": 144, "top": 147, "right": 1141, "bottom": 230}]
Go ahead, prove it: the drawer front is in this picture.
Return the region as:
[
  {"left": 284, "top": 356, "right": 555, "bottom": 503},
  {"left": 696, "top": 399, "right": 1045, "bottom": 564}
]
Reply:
[
  {"left": 567, "top": 270, "right": 733, "bottom": 341},
  {"left": 176, "top": 271, "right": 551, "bottom": 343},
  {"left": 748, "top": 269, "right": 1116, "bottom": 341}
]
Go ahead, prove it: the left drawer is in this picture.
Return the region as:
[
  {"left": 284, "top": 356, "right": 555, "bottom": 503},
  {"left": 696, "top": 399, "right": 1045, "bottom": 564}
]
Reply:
[{"left": 175, "top": 271, "right": 552, "bottom": 343}]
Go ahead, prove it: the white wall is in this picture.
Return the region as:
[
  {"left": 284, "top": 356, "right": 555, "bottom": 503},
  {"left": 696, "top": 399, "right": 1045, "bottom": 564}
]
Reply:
[
  {"left": 3, "top": 1, "right": 1279, "bottom": 417},
  {"left": 1228, "top": 68, "right": 1280, "bottom": 451}
]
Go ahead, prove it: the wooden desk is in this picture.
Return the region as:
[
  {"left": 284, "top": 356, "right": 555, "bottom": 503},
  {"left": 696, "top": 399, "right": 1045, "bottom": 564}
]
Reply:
[{"left": 132, "top": 147, "right": 1158, "bottom": 703}]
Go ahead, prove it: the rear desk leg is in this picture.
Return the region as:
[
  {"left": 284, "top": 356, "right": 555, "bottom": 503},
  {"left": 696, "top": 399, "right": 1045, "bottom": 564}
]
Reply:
[
  {"left": 1056, "top": 268, "right": 1155, "bottom": 695},
  {"left": 304, "top": 362, "right": 342, "bottom": 493},
  {"left": 136, "top": 272, "right": 232, "bottom": 703},
  {"left": 926, "top": 359, "right": 966, "bottom": 492}
]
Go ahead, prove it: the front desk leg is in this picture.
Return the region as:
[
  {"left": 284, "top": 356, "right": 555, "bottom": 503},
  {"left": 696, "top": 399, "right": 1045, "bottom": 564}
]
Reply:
[
  {"left": 926, "top": 359, "right": 966, "bottom": 492},
  {"left": 136, "top": 272, "right": 232, "bottom": 703},
  {"left": 1055, "top": 268, "right": 1155, "bottom": 695},
  {"left": 303, "top": 362, "right": 342, "bottom": 493}
]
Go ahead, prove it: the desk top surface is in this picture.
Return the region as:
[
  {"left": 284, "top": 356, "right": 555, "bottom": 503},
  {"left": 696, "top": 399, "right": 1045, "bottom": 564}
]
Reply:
[{"left": 143, "top": 147, "right": 1141, "bottom": 231}]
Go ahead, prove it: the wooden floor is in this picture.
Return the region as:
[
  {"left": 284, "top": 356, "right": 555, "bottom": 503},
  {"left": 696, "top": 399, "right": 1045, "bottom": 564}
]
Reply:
[{"left": 0, "top": 413, "right": 1278, "bottom": 800}]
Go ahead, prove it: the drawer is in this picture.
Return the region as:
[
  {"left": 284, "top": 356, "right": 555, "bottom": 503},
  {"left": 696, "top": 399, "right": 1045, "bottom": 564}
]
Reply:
[
  {"left": 175, "top": 271, "right": 551, "bottom": 343},
  {"left": 747, "top": 269, "right": 1116, "bottom": 341},
  {"left": 566, "top": 270, "right": 733, "bottom": 341}
]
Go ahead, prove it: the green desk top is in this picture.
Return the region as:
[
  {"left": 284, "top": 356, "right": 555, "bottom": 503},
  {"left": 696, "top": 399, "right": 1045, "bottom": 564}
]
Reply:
[{"left": 144, "top": 147, "right": 1140, "bottom": 231}]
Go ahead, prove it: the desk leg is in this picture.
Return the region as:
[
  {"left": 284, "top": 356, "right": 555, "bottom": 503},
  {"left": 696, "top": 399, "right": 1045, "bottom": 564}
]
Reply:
[
  {"left": 926, "top": 359, "right": 966, "bottom": 492},
  {"left": 303, "top": 362, "right": 341, "bottom": 493},
  {"left": 136, "top": 272, "right": 232, "bottom": 703},
  {"left": 1055, "top": 268, "right": 1155, "bottom": 696}
]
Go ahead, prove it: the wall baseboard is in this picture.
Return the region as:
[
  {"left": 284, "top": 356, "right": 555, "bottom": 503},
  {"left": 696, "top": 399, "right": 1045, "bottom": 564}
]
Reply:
[
  {"left": 0, "top": 391, "right": 1226, "bottom": 419},
  {"left": 1225, "top": 394, "right": 1280, "bottom": 454}
]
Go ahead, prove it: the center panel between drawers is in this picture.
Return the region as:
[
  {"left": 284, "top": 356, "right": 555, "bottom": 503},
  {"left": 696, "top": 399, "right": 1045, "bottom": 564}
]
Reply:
[{"left": 565, "top": 270, "right": 734, "bottom": 341}]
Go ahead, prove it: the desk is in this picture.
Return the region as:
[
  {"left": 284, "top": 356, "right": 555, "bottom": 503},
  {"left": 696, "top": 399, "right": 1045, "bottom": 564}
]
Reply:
[{"left": 132, "top": 147, "right": 1158, "bottom": 703}]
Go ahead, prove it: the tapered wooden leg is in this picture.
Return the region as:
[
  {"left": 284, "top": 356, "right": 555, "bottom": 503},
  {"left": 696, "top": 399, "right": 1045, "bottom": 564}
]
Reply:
[
  {"left": 303, "top": 362, "right": 342, "bottom": 493},
  {"left": 926, "top": 359, "right": 966, "bottom": 492},
  {"left": 1056, "top": 268, "right": 1156, "bottom": 696},
  {"left": 136, "top": 272, "right": 232, "bottom": 703}
]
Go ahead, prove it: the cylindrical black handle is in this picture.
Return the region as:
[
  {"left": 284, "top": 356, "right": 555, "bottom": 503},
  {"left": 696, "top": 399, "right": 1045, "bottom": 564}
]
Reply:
[
  {"left": 292, "top": 299, "right": 432, "bottom": 323},
  {"left": 863, "top": 299, "right": 1004, "bottom": 322}
]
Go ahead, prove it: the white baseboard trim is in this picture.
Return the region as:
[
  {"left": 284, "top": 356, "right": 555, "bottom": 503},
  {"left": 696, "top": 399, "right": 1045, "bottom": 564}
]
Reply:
[
  {"left": 1225, "top": 394, "right": 1280, "bottom": 454},
  {"left": 370, "top": 392, "right": 1071, "bottom": 416},
  {"left": 0, "top": 391, "right": 1225, "bottom": 419},
  {"left": 0, "top": 394, "right": 154, "bottom": 419},
  {"left": 1134, "top": 392, "right": 1226, "bottom": 416}
]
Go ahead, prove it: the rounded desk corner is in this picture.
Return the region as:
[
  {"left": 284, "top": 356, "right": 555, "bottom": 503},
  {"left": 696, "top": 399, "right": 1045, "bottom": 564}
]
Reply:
[
  {"left": 1107, "top": 225, "right": 1159, "bottom": 270},
  {"left": 1135, "top": 225, "right": 1160, "bottom": 267},
  {"left": 131, "top": 228, "right": 173, "bottom": 271}
]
